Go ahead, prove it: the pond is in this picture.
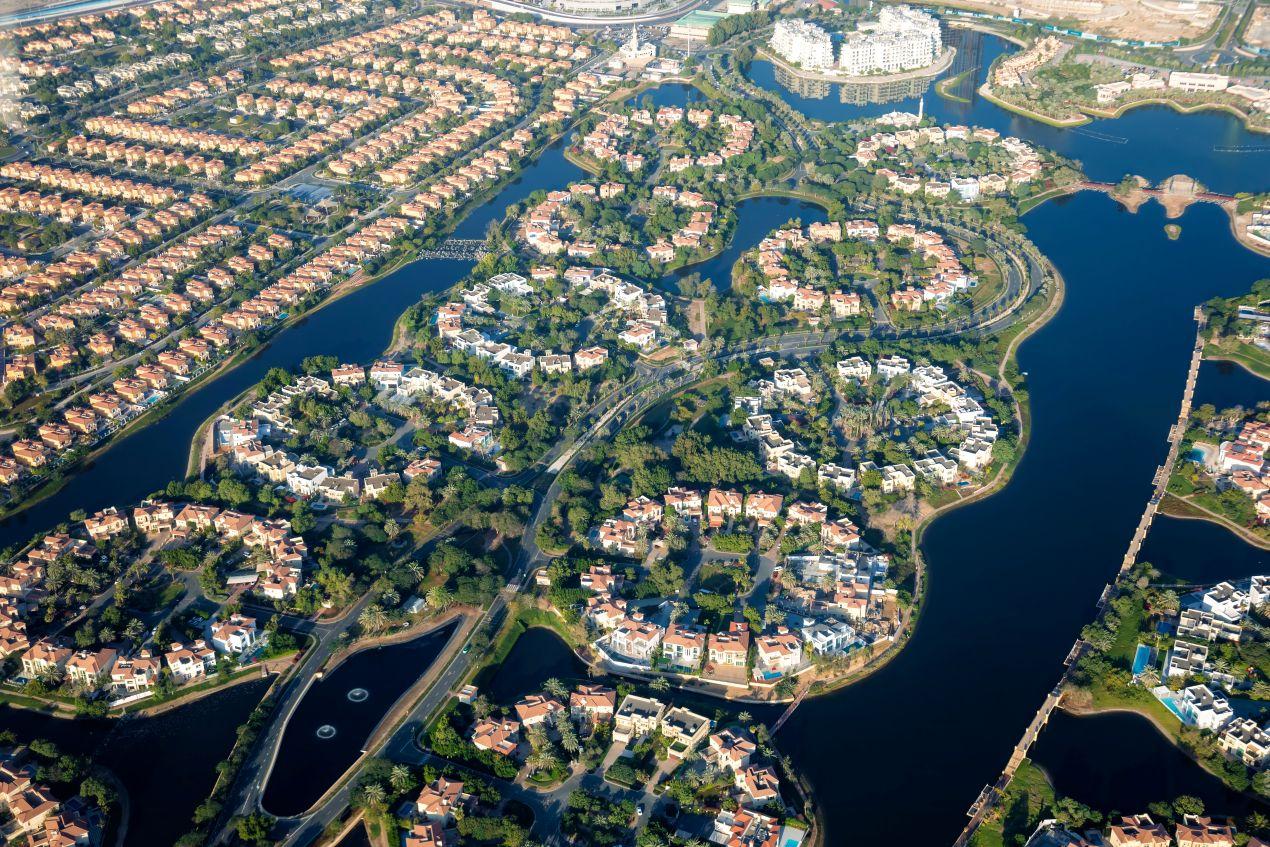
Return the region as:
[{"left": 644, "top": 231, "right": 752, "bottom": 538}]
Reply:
[
  {"left": 0, "top": 676, "right": 270, "bottom": 847},
  {"left": 1031, "top": 709, "right": 1262, "bottom": 817},
  {"left": 1193, "top": 359, "right": 1268, "bottom": 413},
  {"left": 260, "top": 622, "right": 456, "bottom": 817}
]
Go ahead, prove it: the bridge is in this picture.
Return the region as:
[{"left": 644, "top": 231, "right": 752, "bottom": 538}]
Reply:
[
  {"left": 770, "top": 679, "right": 813, "bottom": 734},
  {"left": 418, "top": 238, "right": 489, "bottom": 260},
  {"left": 952, "top": 308, "right": 1207, "bottom": 847},
  {"left": 1078, "top": 179, "right": 1235, "bottom": 204}
]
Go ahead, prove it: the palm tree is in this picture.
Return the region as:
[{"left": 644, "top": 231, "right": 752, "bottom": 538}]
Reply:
[
  {"left": 359, "top": 782, "right": 387, "bottom": 811},
  {"left": 527, "top": 750, "right": 559, "bottom": 775},
  {"left": 737, "top": 710, "right": 752, "bottom": 726},
  {"left": 389, "top": 765, "right": 414, "bottom": 794},
  {"left": 558, "top": 722, "right": 580, "bottom": 755},
  {"left": 426, "top": 585, "right": 453, "bottom": 611},
  {"left": 543, "top": 677, "right": 568, "bottom": 699},
  {"left": 358, "top": 604, "right": 388, "bottom": 634}
]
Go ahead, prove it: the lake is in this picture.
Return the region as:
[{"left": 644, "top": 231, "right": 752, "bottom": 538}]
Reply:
[
  {"left": 0, "top": 677, "right": 270, "bottom": 847},
  {"left": 260, "top": 623, "right": 456, "bottom": 817}
]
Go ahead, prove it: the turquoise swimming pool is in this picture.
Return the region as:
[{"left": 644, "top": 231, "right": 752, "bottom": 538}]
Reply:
[{"left": 1132, "top": 643, "right": 1152, "bottom": 677}]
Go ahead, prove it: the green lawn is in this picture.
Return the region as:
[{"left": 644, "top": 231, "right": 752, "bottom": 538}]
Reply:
[
  {"left": 970, "top": 758, "right": 1056, "bottom": 847},
  {"left": 1206, "top": 340, "right": 1270, "bottom": 381}
]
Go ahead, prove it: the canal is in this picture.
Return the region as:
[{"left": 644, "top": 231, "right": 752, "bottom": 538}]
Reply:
[
  {"left": 748, "top": 28, "right": 1270, "bottom": 195},
  {"left": 777, "top": 195, "right": 1270, "bottom": 842},
  {"left": 0, "top": 142, "right": 586, "bottom": 551},
  {"left": 261, "top": 622, "right": 457, "bottom": 817},
  {"left": 660, "top": 195, "right": 828, "bottom": 293},
  {"left": 0, "top": 45, "right": 1266, "bottom": 846},
  {"left": 0, "top": 677, "right": 269, "bottom": 847}
]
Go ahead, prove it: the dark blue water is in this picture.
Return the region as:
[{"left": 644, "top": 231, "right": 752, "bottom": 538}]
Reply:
[
  {"left": 0, "top": 677, "right": 269, "bottom": 847},
  {"left": 1194, "top": 359, "right": 1268, "bottom": 411},
  {"left": 483, "top": 625, "right": 587, "bottom": 703},
  {"left": 0, "top": 144, "right": 584, "bottom": 551},
  {"left": 0, "top": 64, "right": 1264, "bottom": 845},
  {"left": 335, "top": 826, "right": 373, "bottom": 847},
  {"left": 261, "top": 623, "right": 455, "bottom": 817},
  {"left": 749, "top": 30, "right": 1270, "bottom": 194},
  {"left": 778, "top": 195, "right": 1270, "bottom": 843},
  {"left": 661, "top": 196, "right": 828, "bottom": 292},
  {"left": 1138, "top": 514, "right": 1270, "bottom": 584},
  {"left": 1033, "top": 709, "right": 1261, "bottom": 816}
]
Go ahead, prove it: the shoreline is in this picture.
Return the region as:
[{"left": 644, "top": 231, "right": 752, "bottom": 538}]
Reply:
[
  {"left": 1203, "top": 347, "right": 1270, "bottom": 380},
  {"left": 574, "top": 232, "right": 1066, "bottom": 707},
  {"left": 1228, "top": 208, "right": 1270, "bottom": 259},
  {"left": 980, "top": 83, "right": 1270, "bottom": 135},
  {"left": 756, "top": 44, "right": 957, "bottom": 86},
  {"left": 1059, "top": 700, "right": 1270, "bottom": 804},
  {"left": 1159, "top": 491, "right": 1270, "bottom": 551}
]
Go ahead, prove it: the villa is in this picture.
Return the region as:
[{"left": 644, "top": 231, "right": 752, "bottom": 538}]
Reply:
[
  {"left": 609, "top": 617, "right": 665, "bottom": 665},
  {"left": 470, "top": 718, "right": 520, "bottom": 757},
  {"left": 208, "top": 613, "right": 259, "bottom": 654},
  {"left": 661, "top": 706, "right": 711, "bottom": 756},
  {"left": 1108, "top": 815, "right": 1171, "bottom": 847},
  {"left": 1180, "top": 684, "right": 1233, "bottom": 731},
  {"left": 662, "top": 623, "right": 707, "bottom": 671},
  {"left": 570, "top": 684, "right": 616, "bottom": 724},
  {"left": 754, "top": 630, "right": 803, "bottom": 680},
  {"left": 613, "top": 694, "right": 665, "bottom": 743},
  {"left": 415, "top": 777, "right": 467, "bottom": 825}
]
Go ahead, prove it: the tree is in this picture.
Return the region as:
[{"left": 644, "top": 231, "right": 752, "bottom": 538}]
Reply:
[
  {"left": 1173, "top": 795, "right": 1204, "bottom": 818},
  {"left": 79, "top": 775, "right": 116, "bottom": 809},
  {"left": 1053, "top": 797, "right": 1099, "bottom": 829},
  {"left": 217, "top": 477, "right": 252, "bottom": 507},
  {"left": 359, "top": 782, "right": 387, "bottom": 812},
  {"left": 358, "top": 604, "right": 389, "bottom": 634},
  {"left": 426, "top": 585, "right": 454, "bottom": 611},
  {"left": 543, "top": 677, "right": 568, "bottom": 699},
  {"left": 234, "top": 813, "right": 275, "bottom": 846},
  {"left": 389, "top": 764, "right": 416, "bottom": 794}
]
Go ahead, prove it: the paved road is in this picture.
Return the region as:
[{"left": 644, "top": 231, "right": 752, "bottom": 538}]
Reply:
[
  {"left": 220, "top": 179, "right": 1048, "bottom": 846},
  {"left": 482, "top": 0, "right": 713, "bottom": 26}
]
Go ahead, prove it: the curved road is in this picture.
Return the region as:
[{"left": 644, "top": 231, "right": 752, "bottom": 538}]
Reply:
[{"left": 229, "top": 216, "right": 1050, "bottom": 845}]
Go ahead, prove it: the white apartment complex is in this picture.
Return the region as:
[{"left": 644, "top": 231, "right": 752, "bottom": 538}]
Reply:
[
  {"left": 770, "top": 18, "right": 835, "bottom": 71},
  {"left": 839, "top": 6, "right": 942, "bottom": 76}
]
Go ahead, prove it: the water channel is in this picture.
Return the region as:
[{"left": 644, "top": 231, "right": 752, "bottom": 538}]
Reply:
[
  {"left": 749, "top": 28, "right": 1270, "bottom": 194},
  {"left": 0, "top": 140, "right": 586, "bottom": 551},
  {"left": 260, "top": 622, "right": 456, "bottom": 817},
  {"left": 0, "top": 34, "right": 1267, "bottom": 844},
  {"left": 0, "top": 677, "right": 269, "bottom": 847}
]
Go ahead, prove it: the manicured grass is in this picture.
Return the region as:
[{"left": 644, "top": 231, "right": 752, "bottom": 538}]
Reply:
[
  {"left": 1205, "top": 340, "right": 1270, "bottom": 381},
  {"left": 1108, "top": 597, "right": 1146, "bottom": 665},
  {"left": 971, "top": 758, "right": 1055, "bottom": 847}
]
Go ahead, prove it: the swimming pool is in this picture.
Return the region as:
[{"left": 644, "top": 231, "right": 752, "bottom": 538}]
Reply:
[
  {"left": 1131, "top": 643, "right": 1152, "bottom": 677},
  {"left": 1157, "top": 692, "right": 1188, "bottom": 723}
]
